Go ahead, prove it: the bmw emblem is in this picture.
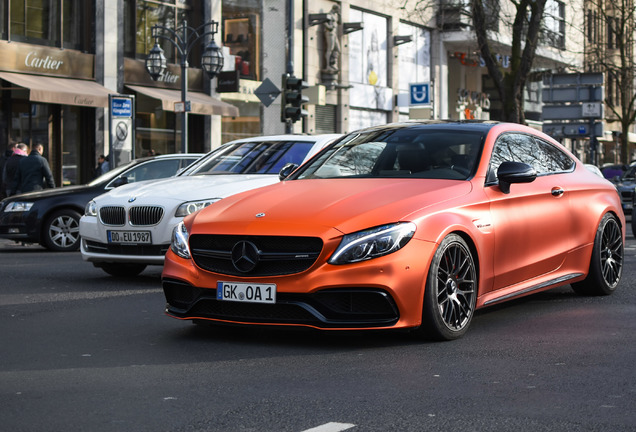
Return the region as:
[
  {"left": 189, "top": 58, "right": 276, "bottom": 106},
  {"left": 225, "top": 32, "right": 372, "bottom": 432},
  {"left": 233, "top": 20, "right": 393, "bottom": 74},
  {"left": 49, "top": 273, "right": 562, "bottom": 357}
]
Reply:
[
  {"left": 255, "top": 213, "right": 265, "bottom": 218},
  {"left": 128, "top": 197, "right": 137, "bottom": 203}
]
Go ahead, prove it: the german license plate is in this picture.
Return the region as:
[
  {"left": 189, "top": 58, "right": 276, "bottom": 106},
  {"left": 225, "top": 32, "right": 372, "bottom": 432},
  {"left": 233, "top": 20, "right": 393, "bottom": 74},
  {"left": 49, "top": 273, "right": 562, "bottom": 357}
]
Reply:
[
  {"left": 107, "top": 230, "right": 152, "bottom": 244},
  {"left": 216, "top": 281, "right": 276, "bottom": 304}
]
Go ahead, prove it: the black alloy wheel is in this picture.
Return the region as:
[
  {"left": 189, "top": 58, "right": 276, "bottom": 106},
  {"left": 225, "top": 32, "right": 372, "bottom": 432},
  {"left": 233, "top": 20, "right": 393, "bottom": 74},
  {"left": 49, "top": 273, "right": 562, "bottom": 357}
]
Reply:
[
  {"left": 418, "top": 233, "right": 477, "bottom": 341},
  {"left": 572, "top": 213, "right": 623, "bottom": 296}
]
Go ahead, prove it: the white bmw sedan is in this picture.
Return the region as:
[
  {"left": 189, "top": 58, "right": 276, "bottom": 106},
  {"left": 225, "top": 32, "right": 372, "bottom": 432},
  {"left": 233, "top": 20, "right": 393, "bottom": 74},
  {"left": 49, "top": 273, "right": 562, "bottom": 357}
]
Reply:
[{"left": 79, "top": 134, "right": 340, "bottom": 276}]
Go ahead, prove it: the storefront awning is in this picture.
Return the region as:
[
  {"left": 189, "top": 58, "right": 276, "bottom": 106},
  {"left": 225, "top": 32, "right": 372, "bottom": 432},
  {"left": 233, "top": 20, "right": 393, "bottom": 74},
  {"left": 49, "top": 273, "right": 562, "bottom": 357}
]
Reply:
[
  {"left": 126, "top": 85, "right": 239, "bottom": 117},
  {"left": 0, "top": 71, "right": 116, "bottom": 108}
]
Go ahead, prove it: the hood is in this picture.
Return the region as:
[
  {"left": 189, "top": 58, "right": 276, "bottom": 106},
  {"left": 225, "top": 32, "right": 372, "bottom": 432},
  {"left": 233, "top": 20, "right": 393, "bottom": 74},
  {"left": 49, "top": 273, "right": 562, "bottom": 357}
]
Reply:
[
  {"left": 4, "top": 184, "right": 92, "bottom": 201},
  {"left": 95, "top": 174, "right": 279, "bottom": 205},
  {"left": 189, "top": 178, "right": 473, "bottom": 237}
]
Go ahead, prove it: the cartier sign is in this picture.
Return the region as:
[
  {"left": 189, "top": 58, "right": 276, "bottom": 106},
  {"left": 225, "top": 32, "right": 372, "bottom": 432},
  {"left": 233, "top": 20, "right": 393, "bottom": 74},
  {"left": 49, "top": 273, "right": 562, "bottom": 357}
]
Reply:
[{"left": 0, "top": 40, "right": 94, "bottom": 78}]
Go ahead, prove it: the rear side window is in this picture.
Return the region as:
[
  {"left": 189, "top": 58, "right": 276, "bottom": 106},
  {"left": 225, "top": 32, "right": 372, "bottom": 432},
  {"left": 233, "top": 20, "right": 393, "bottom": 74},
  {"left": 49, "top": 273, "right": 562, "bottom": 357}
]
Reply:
[{"left": 489, "top": 133, "right": 575, "bottom": 181}]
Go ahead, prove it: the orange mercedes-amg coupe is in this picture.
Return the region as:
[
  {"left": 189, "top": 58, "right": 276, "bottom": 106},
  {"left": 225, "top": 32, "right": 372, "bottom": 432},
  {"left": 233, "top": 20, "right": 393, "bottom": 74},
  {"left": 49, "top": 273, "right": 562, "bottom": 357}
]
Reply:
[{"left": 162, "top": 122, "right": 625, "bottom": 340}]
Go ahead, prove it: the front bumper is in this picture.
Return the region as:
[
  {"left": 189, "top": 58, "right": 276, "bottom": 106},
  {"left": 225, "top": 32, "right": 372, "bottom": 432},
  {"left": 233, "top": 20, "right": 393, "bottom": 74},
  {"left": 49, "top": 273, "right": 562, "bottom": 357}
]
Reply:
[
  {"left": 161, "top": 237, "right": 437, "bottom": 331},
  {"left": 79, "top": 214, "right": 178, "bottom": 265}
]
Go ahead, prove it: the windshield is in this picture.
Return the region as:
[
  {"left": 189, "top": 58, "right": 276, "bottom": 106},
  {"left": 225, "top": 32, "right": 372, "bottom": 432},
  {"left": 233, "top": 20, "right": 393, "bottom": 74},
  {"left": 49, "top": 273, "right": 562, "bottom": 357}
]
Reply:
[
  {"left": 182, "top": 140, "right": 316, "bottom": 175},
  {"left": 294, "top": 127, "right": 485, "bottom": 180}
]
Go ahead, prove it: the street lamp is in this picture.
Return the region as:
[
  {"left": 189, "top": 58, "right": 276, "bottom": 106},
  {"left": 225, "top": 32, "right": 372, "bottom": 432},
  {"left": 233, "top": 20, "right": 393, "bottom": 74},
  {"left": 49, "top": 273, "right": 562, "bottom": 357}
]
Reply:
[{"left": 145, "top": 20, "right": 224, "bottom": 153}]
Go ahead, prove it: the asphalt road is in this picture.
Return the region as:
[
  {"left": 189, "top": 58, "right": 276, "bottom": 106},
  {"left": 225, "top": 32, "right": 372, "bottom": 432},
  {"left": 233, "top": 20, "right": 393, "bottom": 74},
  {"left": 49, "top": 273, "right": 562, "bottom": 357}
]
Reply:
[{"left": 0, "top": 221, "right": 635, "bottom": 432}]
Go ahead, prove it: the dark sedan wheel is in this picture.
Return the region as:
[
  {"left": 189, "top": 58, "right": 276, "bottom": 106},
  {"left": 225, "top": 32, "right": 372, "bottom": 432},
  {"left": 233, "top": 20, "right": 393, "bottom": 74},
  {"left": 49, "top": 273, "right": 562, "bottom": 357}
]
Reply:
[
  {"left": 572, "top": 213, "right": 623, "bottom": 296},
  {"left": 42, "top": 209, "right": 81, "bottom": 252},
  {"left": 98, "top": 263, "right": 147, "bottom": 277},
  {"left": 418, "top": 234, "right": 477, "bottom": 341}
]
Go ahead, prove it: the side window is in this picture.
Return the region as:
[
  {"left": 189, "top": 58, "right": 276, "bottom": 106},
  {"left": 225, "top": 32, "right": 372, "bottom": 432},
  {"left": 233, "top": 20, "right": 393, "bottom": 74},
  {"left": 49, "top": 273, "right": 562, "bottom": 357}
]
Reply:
[
  {"left": 125, "top": 160, "right": 180, "bottom": 183},
  {"left": 533, "top": 138, "right": 575, "bottom": 173},
  {"left": 488, "top": 133, "right": 538, "bottom": 181}
]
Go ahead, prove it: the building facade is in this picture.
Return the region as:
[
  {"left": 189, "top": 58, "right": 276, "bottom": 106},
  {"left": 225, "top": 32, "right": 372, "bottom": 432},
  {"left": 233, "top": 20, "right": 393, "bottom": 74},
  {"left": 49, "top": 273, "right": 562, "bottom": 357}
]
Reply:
[{"left": 5, "top": 0, "right": 629, "bottom": 190}]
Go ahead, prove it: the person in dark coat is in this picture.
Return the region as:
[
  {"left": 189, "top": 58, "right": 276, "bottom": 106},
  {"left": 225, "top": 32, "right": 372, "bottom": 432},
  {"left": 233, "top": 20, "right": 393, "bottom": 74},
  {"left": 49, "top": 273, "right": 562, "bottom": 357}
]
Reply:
[
  {"left": 14, "top": 143, "right": 56, "bottom": 194},
  {"left": 2, "top": 143, "right": 28, "bottom": 197},
  {"left": 0, "top": 143, "right": 16, "bottom": 199}
]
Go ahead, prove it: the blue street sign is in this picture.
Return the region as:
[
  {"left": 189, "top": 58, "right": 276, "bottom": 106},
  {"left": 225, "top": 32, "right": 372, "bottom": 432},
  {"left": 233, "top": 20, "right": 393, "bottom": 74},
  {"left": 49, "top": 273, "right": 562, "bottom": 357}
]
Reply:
[
  {"left": 111, "top": 97, "right": 133, "bottom": 118},
  {"left": 410, "top": 83, "right": 431, "bottom": 106}
]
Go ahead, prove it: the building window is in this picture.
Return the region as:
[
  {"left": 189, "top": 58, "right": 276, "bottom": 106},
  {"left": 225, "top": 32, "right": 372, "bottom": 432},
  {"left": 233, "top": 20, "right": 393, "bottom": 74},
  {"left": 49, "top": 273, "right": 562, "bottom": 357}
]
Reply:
[
  {"left": 541, "top": 0, "right": 565, "bottom": 50},
  {"left": 1, "top": 0, "right": 92, "bottom": 51},
  {"left": 124, "top": 0, "right": 201, "bottom": 66}
]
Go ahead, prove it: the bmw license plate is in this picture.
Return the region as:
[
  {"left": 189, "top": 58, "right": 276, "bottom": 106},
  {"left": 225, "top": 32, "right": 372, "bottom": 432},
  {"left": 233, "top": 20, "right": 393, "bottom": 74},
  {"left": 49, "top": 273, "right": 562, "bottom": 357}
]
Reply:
[
  {"left": 107, "top": 230, "right": 152, "bottom": 244},
  {"left": 216, "top": 281, "right": 276, "bottom": 304}
]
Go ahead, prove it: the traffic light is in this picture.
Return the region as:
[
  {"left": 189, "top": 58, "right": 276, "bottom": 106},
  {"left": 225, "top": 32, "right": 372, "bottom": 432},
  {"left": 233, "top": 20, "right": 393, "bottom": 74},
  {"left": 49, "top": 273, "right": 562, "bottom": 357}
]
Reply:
[{"left": 281, "top": 74, "right": 309, "bottom": 123}]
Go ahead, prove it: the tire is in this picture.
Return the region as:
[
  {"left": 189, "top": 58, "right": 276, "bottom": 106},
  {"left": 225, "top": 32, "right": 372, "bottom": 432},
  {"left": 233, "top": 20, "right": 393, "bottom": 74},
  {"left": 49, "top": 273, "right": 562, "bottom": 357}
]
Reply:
[
  {"left": 572, "top": 213, "right": 623, "bottom": 296},
  {"left": 42, "top": 209, "right": 81, "bottom": 252},
  {"left": 417, "top": 234, "right": 477, "bottom": 341},
  {"left": 98, "top": 263, "right": 147, "bottom": 277}
]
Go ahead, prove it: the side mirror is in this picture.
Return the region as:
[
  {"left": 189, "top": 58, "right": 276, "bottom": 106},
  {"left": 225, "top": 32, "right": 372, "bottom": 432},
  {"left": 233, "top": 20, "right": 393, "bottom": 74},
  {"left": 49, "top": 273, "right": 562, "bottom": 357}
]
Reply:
[
  {"left": 497, "top": 161, "right": 536, "bottom": 194},
  {"left": 112, "top": 176, "right": 129, "bottom": 188},
  {"left": 279, "top": 163, "right": 299, "bottom": 180}
]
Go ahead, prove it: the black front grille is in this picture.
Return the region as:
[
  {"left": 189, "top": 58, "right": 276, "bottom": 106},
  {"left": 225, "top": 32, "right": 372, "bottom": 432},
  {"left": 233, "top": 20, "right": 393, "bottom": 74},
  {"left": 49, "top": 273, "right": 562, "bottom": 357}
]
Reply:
[
  {"left": 162, "top": 278, "right": 400, "bottom": 328},
  {"left": 100, "top": 206, "right": 126, "bottom": 226},
  {"left": 84, "top": 240, "right": 169, "bottom": 256},
  {"left": 189, "top": 234, "right": 323, "bottom": 276},
  {"left": 129, "top": 206, "right": 164, "bottom": 226}
]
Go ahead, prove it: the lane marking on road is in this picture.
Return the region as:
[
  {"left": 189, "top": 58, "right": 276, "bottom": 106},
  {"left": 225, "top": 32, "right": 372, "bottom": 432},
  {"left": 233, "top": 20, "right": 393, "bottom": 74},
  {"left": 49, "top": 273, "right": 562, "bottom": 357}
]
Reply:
[
  {"left": 301, "top": 422, "right": 356, "bottom": 432},
  {"left": 0, "top": 289, "right": 163, "bottom": 306}
]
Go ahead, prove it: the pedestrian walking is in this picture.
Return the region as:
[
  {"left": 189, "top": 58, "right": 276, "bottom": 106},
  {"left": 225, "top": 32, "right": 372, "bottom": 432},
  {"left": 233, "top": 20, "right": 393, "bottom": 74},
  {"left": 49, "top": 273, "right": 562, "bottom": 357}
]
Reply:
[
  {"left": 2, "top": 143, "right": 28, "bottom": 197},
  {"left": 94, "top": 154, "right": 110, "bottom": 178},
  {"left": 0, "top": 142, "right": 16, "bottom": 199},
  {"left": 14, "top": 143, "right": 56, "bottom": 194}
]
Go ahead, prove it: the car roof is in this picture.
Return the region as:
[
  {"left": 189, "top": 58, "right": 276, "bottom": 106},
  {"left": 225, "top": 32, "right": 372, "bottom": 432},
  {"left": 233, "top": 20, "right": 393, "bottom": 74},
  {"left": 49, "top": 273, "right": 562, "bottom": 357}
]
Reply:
[{"left": 223, "top": 134, "right": 341, "bottom": 145}]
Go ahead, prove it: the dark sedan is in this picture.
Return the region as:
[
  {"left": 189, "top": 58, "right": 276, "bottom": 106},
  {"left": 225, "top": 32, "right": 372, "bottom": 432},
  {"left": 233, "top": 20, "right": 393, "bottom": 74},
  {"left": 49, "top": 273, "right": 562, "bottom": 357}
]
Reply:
[{"left": 0, "top": 153, "right": 202, "bottom": 251}]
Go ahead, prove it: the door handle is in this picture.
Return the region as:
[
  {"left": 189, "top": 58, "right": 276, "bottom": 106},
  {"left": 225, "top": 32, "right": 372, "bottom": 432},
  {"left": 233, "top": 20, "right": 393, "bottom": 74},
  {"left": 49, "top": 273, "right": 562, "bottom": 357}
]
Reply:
[{"left": 551, "top": 187, "right": 565, "bottom": 197}]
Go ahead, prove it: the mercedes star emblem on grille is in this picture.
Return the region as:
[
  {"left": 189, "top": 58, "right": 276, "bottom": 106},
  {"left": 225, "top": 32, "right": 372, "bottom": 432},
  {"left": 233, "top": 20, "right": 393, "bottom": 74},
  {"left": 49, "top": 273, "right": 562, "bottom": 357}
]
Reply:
[{"left": 231, "top": 241, "right": 260, "bottom": 273}]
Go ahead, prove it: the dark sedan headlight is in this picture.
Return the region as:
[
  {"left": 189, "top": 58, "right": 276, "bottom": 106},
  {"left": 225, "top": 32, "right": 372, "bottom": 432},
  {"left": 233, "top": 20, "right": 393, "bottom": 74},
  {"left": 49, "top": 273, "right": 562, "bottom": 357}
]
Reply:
[
  {"left": 171, "top": 221, "right": 191, "bottom": 259},
  {"left": 3, "top": 201, "right": 34, "bottom": 212},
  {"left": 329, "top": 222, "right": 416, "bottom": 265}
]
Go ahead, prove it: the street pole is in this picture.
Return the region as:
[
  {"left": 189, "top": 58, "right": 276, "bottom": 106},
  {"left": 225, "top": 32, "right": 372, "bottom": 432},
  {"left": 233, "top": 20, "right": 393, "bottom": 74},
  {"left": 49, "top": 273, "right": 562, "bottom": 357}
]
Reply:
[
  {"left": 145, "top": 20, "right": 224, "bottom": 154},
  {"left": 285, "top": 0, "right": 294, "bottom": 134},
  {"left": 180, "top": 21, "right": 189, "bottom": 154}
]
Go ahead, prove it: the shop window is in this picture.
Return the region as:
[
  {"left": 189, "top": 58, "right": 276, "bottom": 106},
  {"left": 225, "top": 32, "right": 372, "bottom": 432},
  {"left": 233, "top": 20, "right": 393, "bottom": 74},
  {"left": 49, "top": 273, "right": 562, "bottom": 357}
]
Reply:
[
  {"left": 223, "top": 15, "right": 259, "bottom": 80},
  {"left": 124, "top": 0, "right": 201, "bottom": 66},
  {"left": 2, "top": 0, "right": 92, "bottom": 51}
]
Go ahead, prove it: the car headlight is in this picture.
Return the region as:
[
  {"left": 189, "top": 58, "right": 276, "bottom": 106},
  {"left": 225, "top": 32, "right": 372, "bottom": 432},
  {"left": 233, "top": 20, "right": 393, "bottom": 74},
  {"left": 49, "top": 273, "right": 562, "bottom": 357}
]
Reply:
[
  {"left": 175, "top": 199, "right": 221, "bottom": 217},
  {"left": 84, "top": 200, "right": 98, "bottom": 216},
  {"left": 171, "top": 221, "right": 191, "bottom": 259},
  {"left": 329, "top": 222, "right": 416, "bottom": 265},
  {"left": 3, "top": 201, "right": 34, "bottom": 212}
]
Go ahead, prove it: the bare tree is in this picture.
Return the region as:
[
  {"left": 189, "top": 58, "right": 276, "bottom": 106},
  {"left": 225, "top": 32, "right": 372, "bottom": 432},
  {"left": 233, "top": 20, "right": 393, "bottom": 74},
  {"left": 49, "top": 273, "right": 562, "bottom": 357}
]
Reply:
[
  {"left": 584, "top": 0, "right": 636, "bottom": 164},
  {"left": 471, "top": 0, "right": 548, "bottom": 124}
]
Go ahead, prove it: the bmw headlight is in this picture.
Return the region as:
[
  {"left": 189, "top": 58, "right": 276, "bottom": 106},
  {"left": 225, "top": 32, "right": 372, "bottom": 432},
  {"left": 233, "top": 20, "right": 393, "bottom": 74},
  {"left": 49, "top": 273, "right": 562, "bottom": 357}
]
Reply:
[
  {"left": 175, "top": 198, "right": 221, "bottom": 217},
  {"left": 3, "top": 201, "right": 34, "bottom": 212},
  {"left": 171, "top": 221, "right": 191, "bottom": 259},
  {"left": 329, "top": 222, "right": 416, "bottom": 265},
  {"left": 84, "top": 200, "right": 98, "bottom": 216}
]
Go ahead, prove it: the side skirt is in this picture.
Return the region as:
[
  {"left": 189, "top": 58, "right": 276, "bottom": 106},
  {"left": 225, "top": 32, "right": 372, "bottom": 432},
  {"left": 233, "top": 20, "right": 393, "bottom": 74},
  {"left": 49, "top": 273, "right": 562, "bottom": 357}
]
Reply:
[{"left": 482, "top": 273, "right": 584, "bottom": 306}]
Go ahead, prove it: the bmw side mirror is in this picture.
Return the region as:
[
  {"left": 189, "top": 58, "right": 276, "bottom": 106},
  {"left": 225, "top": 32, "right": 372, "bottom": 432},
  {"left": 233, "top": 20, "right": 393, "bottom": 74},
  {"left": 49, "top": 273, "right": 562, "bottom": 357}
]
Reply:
[
  {"left": 497, "top": 161, "right": 536, "bottom": 194},
  {"left": 279, "top": 163, "right": 299, "bottom": 180}
]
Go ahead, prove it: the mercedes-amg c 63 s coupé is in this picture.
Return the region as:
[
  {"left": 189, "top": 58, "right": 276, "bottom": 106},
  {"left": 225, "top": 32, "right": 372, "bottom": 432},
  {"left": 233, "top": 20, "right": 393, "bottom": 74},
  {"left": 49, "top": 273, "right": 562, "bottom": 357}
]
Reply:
[{"left": 161, "top": 121, "right": 625, "bottom": 340}]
